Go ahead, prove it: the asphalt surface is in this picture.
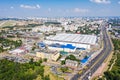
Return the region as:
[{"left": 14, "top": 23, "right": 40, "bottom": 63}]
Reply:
[{"left": 71, "top": 25, "right": 113, "bottom": 80}]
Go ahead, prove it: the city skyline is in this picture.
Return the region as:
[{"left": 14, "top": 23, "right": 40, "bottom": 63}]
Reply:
[{"left": 0, "top": 0, "right": 120, "bottom": 17}]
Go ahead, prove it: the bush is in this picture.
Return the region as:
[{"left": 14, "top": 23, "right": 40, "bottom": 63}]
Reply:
[{"left": 60, "top": 67, "right": 69, "bottom": 73}]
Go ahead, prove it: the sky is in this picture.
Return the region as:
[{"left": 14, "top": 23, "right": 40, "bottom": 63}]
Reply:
[{"left": 0, "top": 0, "right": 120, "bottom": 17}]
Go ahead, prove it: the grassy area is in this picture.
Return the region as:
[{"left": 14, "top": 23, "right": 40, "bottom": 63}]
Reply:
[
  {"left": 44, "top": 66, "right": 64, "bottom": 80},
  {"left": 78, "top": 70, "right": 83, "bottom": 74},
  {"left": 107, "top": 52, "right": 116, "bottom": 70},
  {"left": 57, "top": 67, "right": 62, "bottom": 72}
]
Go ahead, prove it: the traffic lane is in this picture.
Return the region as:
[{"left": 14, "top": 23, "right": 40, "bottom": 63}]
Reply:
[
  {"left": 82, "top": 35, "right": 112, "bottom": 80},
  {"left": 71, "top": 27, "right": 112, "bottom": 80},
  {"left": 82, "top": 28, "right": 111, "bottom": 77}
]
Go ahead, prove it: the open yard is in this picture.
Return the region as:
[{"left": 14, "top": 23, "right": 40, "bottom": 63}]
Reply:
[
  {"left": 0, "top": 20, "right": 16, "bottom": 27},
  {"left": 44, "top": 66, "right": 64, "bottom": 80}
]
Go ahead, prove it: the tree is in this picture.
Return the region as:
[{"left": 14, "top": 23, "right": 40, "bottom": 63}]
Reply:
[
  {"left": 38, "top": 60, "right": 43, "bottom": 64},
  {"left": 61, "top": 60, "right": 65, "bottom": 65},
  {"left": 32, "top": 47, "right": 36, "bottom": 51},
  {"left": 43, "top": 58, "right": 47, "bottom": 62},
  {"left": 29, "top": 58, "right": 34, "bottom": 64},
  {"left": 65, "top": 55, "right": 80, "bottom": 63},
  {"left": 84, "top": 55, "right": 88, "bottom": 59},
  {"left": 0, "top": 59, "right": 46, "bottom": 80},
  {"left": 33, "top": 75, "right": 42, "bottom": 80},
  {"left": 44, "top": 75, "right": 50, "bottom": 80},
  {"left": 66, "top": 55, "right": 76, "bottom": 60}
]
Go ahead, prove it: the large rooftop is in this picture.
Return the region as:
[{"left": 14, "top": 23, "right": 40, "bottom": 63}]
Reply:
[{"left": 46, "top": 33, "right": 97, "bottom": 45}]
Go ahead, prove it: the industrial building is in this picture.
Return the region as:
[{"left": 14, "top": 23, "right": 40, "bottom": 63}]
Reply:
[
  {"left": 36, "top": 50, "right": 60, "bottom": 61},
  {"left": 44, "top": 33, "right": 97, "bottom": 52}
]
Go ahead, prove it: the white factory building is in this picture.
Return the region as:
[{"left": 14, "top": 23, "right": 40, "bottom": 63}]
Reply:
[{"left": 44, "top": 33, "right": 97, "bottom": 52}]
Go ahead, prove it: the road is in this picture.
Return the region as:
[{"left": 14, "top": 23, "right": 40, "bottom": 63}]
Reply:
[{"left": 71, "top": 24, "right": 113, "bottom": 80}]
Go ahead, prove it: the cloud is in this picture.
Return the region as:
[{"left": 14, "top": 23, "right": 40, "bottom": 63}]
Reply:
[
  {"left": 118, "top": 1, "right": 120, "bottom": 4},
  {"left": 20, "top": 4, "right": 41, "bottom": 9},
  {"left": 90, "top": 0, "right": 111, "bottom": 4},
  {"left": 74, "top": 8, "right": 89, "bottom": 13},
  {"left": 10, "top": 6, "right": 14, "bottom": 9},
  {"left": 65, "top": 9, "right": 69, "bottom": 13},
  {"left": 36, "top": 4, "right": 40, "bottom": 9}
]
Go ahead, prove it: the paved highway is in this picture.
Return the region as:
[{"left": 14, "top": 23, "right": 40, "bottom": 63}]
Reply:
[{"left": 71, "top": 24, "right": 113, "bottom": 80}]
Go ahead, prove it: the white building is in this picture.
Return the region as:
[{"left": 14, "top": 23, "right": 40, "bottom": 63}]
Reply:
[
  {"left": 65, "top": 59, "right": 78, "bottom": 68},
  {"left": 32, "top": 25, "right": 62, "bottom": 32},
  {"left": 44, "top": 33, "right": 97, "bottom": 52}
]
